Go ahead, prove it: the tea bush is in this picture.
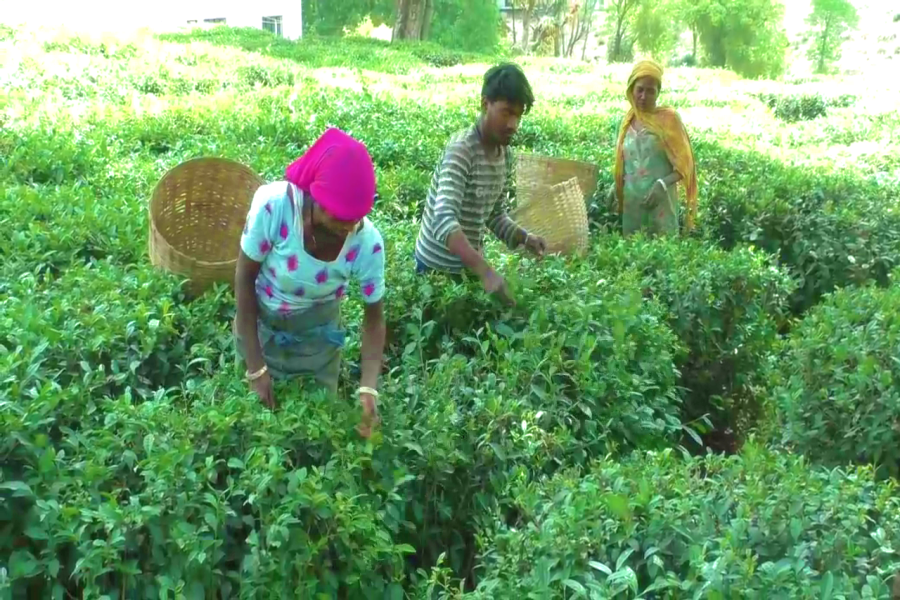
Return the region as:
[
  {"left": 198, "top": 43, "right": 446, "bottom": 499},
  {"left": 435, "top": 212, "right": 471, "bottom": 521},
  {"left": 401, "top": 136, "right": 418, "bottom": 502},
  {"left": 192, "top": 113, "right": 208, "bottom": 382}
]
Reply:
[
  {"left": 698, "top": 143, "right": 900, "bottom": 315},
  {"left": 458, "top": 446, "right": 900, "bottom": 599},
  {"left": 0, "top": 376, "right": 413, "bottom": 598},
  {"left": 0, "top": 259, "right": 232, "bottom": 401},
  {"left": 757, "top": 92, "right": 829, "bottom": 122},
  {"left": 0, "top": 271, "right": 681, "bottom": 598},
  {"left": 775, "top": 282, "right": 900, "bottom": 479},
  {"left": 156, "top": 27, "right": 490, "bottom": 74},
  {"left": 578, "top": 235, "right": 795, "bottom": 450},
  {"left": 384, "top": 233, "right": 686, "bottom": 458}
]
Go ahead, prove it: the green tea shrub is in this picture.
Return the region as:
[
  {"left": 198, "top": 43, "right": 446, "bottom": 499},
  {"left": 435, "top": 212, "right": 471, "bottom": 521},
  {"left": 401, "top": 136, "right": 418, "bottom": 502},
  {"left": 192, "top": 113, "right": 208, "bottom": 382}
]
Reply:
[
  {"left": 0, "top": 259, "right": 232, "bottom": 401},
  {"left": 383, "top": 228, "right": 686, "bottom": 460},
  {"left": 461, "top": 446, "right": 900, "bottom": 598},
  {"left": 375, "top": 165, "right": 431, "bottom": 222},
  {"left": 0, "top": 331, "right": 671, "bottom": 596},
  {"left": 0, "top": 184, "right": 146, "bottom": 275},
  {"left": 758, "top": 92, "right": 828, "bottom": 122},
  {"left": 1, "top": 124, "right": 106, "bottom": 187},
  {"left": 0, "top": 377, "right": 413, "bottom": 598},
  {"left": 699, "top": 142, "right": 900, "bottom": 315},
  {"left": 235, "top": 63, "right": 296, "bottom": 88},
  {"left": 156, "top": 28, "right": 489, "bottom": 75},
  {"left": 775, "top": 282, "right": 900, "bottom": 479},
  {"left": 573, "top": 235, "right": 794, "bottom": 451}
]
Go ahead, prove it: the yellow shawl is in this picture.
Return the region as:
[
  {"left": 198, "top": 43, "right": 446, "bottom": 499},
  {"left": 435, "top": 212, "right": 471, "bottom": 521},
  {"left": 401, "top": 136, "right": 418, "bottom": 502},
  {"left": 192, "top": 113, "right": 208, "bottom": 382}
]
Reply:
[{"left": 614, "top": 60, "right": 698, "bottom": 232}]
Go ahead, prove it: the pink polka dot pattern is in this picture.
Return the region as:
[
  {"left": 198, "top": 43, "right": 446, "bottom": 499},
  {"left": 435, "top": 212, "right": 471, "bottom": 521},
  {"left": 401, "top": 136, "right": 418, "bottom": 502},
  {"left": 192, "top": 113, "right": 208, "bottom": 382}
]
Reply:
[{"left": 241, "top": 184, "right": 385, "bottom": 312}]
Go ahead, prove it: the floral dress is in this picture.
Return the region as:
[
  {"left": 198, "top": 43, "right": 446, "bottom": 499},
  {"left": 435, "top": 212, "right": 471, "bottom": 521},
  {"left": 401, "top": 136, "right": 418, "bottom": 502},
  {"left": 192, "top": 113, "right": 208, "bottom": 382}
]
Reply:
[
  {"left": 233, "top": 181, "right": 386, "bottom": 393},
  {"left": 622, "top": 124, "right": 679, "bottom": 236}
]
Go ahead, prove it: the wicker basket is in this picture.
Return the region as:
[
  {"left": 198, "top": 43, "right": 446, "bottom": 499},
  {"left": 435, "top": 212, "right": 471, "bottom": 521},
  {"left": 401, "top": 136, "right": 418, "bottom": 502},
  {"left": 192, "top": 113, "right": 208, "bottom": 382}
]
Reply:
[
  {"left": 149, "top": 157, "right": 265, "bottom": 296},
  {"left": 509, "top": 176, "right": 589, "bottom": 257},
  {"left": 515, "top": 153, "right": 599, "bottom": 208}
]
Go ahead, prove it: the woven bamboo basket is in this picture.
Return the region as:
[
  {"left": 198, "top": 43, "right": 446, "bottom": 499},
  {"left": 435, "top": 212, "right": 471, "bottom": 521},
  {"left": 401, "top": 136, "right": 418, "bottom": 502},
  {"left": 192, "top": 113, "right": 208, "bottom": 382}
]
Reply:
[
  {"left": 149, "top": 157, "right": 265, "bottom": 296},
  {"left": 509, "top": 176, "right": 589, "bottom": 257},
  {"left": 515, "top": 153, "right": 599, "bottom": 208}
]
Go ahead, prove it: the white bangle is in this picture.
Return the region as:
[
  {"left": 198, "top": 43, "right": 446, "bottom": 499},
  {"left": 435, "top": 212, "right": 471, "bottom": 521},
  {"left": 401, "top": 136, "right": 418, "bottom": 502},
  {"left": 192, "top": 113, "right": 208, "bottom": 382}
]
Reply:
[
  {"left": 657, "top": 179, "right": 668, "bottom": 193},
  {"left": 358, "top": 386, "right": 379, "bottom": 398},
  {"left": 246, "top": 365, "right": 268, "bottom": 381}
]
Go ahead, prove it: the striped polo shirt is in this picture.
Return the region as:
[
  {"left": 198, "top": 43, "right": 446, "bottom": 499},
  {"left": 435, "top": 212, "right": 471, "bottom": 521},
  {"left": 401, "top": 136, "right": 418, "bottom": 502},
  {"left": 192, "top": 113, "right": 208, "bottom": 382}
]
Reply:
[{"left": 415, "top": 125, "right": 523, "bottom": 273}]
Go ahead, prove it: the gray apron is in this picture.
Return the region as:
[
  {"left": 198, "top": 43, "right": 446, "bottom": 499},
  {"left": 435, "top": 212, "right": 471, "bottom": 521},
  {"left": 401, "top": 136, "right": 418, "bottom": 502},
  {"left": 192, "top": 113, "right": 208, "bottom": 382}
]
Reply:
[{"left": 234, "top": 298, "right": 345, "bottom": 395}]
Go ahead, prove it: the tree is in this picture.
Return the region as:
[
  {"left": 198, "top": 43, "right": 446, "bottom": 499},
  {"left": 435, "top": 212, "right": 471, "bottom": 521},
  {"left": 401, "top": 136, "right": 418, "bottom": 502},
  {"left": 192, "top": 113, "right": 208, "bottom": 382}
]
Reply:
[
  {"left": 392, "top": 0, "right": 433, "bottom": 41},
  {"left": 806, "top": 0, "right": 859, "bottom": 73},
  {"left": 511, "top": 0, "right": 538, "bottom": 51},
  {"left": 630, "top": 0, "right": 681, "bottom": 62},
  {"left": 510, "top": 0, "right": 564, "bottom": 55},
  {"left": 564, "top": 0, "right": 601, "bottom": 59},
  {"left": 429, "top": 0, "right": 502, "bottom": 53},
  {"left": 302, "top": 0, "right": 378, "bottom": 35},
  {"left": 691, "top": 0, "right": 789, "bottom": 79},
  {"left": 674, "top": 0, "right": 705, "bottom": 58},
  {"left": 605, "top": 0, "right": 641, "bottom": 63}
]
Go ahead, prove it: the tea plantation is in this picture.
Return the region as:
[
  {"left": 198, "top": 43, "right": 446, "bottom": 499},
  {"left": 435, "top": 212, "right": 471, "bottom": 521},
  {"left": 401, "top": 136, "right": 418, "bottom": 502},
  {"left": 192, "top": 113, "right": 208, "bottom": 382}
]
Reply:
[{"left": 2, "top": 24, "right": 900, "bottom": 599}]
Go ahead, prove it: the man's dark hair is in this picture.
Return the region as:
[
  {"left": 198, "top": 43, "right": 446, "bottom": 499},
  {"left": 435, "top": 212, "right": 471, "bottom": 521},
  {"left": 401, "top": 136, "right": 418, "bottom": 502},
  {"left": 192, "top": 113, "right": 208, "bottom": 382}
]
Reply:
[{"left": 482, "top": 63, "right": 534, "bottom": 114}]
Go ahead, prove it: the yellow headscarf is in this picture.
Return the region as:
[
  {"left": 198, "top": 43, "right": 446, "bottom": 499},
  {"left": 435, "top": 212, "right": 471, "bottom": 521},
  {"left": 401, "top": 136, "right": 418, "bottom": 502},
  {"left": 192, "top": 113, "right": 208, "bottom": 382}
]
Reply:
[{"left": 614, "top": 60, "right": 698, "bottom": 232}]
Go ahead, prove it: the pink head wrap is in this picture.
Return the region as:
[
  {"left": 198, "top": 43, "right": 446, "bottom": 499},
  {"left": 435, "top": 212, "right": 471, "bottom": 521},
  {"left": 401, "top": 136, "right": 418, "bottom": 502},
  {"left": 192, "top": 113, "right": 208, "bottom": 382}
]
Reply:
[{"left": 284, "top": 128, "right": 376, "bottom": 222}]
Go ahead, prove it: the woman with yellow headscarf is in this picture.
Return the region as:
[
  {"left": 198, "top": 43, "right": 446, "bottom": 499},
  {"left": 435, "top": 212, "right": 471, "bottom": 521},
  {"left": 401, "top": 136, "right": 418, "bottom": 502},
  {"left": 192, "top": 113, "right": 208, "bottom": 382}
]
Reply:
[{"left": 609, "top": 60, "right": 698, "bottom": 236}]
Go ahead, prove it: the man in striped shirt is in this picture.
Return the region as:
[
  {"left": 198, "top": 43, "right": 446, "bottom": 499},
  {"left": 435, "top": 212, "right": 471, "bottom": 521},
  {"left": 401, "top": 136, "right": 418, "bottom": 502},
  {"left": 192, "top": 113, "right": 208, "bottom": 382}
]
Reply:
[{"left": 414, "top": 63, "right": 546, "bottom": 305}]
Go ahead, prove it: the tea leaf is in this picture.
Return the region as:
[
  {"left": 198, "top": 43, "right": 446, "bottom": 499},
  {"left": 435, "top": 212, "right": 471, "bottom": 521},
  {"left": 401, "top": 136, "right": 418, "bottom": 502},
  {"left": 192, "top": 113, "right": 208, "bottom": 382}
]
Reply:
[{"left": 0, "top": 481, "right": 33, "bottom": 498}]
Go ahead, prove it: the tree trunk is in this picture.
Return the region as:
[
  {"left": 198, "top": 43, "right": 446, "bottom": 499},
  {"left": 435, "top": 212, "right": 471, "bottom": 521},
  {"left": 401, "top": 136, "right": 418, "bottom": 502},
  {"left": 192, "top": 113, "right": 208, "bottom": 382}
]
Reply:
[
  {"left": 581, "top": 26, "right": 590, "bottom": 60},
  {"left": 421, "top": 0, "right": 434, "bottom": 40},
  {"left": 691, "top": 26, "right": 698, "bottom": 58},
  {"left": 521, "top": 0, "right": 534, "bottom": 52},
  {"left": 817, "top": 19, "right": 831, "bottom": 73},
  {"left": 613, "top": 16, "right": 626, "bottom": 61},
  {"left": 578, "top": 2, "right": 596, "bottom": 61},
  {"left": 392, "top": 0, "right": 430, "bottom": 41}
]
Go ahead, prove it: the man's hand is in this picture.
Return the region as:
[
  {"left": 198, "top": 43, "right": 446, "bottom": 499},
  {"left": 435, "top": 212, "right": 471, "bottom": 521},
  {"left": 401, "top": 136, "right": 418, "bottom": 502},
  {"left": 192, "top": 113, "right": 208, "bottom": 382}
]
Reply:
[
  {"left": 524, "top": 233, "right": 547, "bottom": 258},
  {"left": 357, "top": 392, "right": 380, "bottom": 438},
  {"left": 481, "top": 267, "right": 515, "bottom": 306}
]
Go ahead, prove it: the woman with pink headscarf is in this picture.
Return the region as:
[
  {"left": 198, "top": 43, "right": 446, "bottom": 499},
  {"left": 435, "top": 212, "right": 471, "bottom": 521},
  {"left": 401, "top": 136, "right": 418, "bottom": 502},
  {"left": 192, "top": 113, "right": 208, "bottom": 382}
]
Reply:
[{"left": 233, "top": 128, "right": 385, "bottom": 438}]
